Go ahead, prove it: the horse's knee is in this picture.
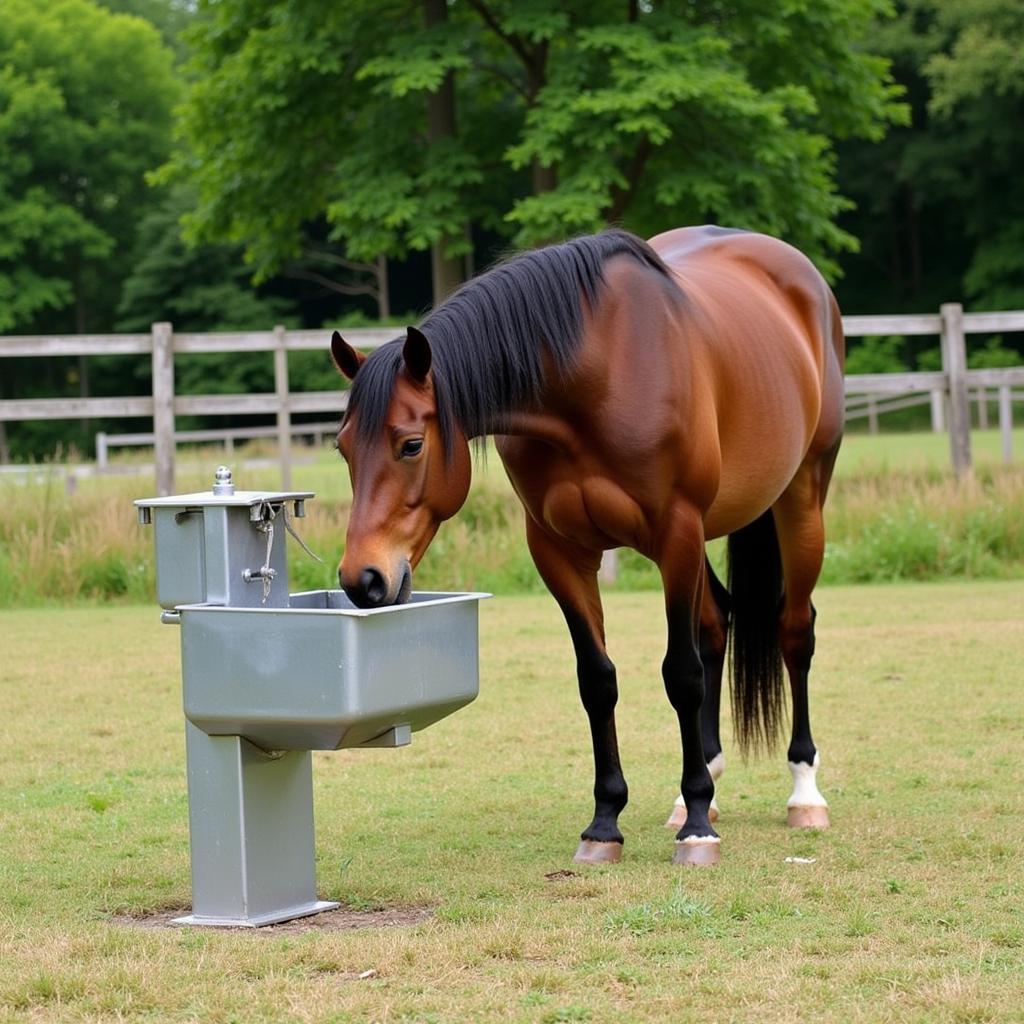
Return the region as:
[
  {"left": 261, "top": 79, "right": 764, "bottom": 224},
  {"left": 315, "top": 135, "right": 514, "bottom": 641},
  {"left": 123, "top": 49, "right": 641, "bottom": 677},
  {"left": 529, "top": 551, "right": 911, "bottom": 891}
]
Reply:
[
  {"left": 683, "top": 767, "right": 715, "bottom": 806},
  {"left": 662, "top": 655, "right": 704, "bottom": 714},
  {"left": 779, "top": 603, "right": 816, "bottom": 673},
  {"left": 577, "top": 655, "right": 618, "bottom": 717}
]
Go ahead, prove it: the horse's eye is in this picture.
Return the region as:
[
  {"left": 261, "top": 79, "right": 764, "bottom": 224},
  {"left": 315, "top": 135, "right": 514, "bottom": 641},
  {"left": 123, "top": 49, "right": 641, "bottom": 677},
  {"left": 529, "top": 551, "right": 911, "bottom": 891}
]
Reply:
[{"left": 400, "top": 438, "right": 424, "bottom": 458}]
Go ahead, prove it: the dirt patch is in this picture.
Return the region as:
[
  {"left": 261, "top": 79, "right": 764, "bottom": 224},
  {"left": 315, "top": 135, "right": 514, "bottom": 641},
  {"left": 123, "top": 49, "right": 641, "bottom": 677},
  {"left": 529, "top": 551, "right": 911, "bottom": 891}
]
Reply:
[
  {"left": 544, "top": 870, "right": 580, "bottom": 882},
  {"left": 110, "top": 903, "right": 435, "bottom": 934}
]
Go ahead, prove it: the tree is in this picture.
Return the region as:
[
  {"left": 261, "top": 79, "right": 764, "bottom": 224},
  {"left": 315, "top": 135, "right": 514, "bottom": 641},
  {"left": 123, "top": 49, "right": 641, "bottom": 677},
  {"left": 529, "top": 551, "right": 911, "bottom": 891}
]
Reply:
[
  {"left": 925, "top": 0, "right": 1024, "bottom": 309},
  {"left": 835, "top": 0, "right": 1024, "bottom": 314},
  {"left": 0, "top": 0, "right": 179, "bottom": 335},
  {"left": 159, "top": 1, "right": 482, "bottom": 305},
  {"left": 501, "top": 1, "right": 905, "bottom": 275},
  {"left": 116, "top": 187, "right": 298, "bottom": 334},
  {"left": 165, "top": 0, "right": 904, "bottom": 303},
  {"left": 95, "top": 0, "right": 195, "bottom": 59}
]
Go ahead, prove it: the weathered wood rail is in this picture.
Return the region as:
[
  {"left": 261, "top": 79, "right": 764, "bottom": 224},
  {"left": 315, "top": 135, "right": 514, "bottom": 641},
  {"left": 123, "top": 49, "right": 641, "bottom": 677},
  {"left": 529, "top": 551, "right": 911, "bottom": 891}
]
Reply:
[{"left": 1, "top": 305, "right": 1022, "bottom": 495}]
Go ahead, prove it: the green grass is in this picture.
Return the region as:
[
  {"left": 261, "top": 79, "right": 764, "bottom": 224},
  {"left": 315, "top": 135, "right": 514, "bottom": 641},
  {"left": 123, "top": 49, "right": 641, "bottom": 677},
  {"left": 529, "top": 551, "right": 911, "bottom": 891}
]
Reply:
[
  {"left": 835, "top": 427, "right": 1024, "bottom": 475},
  {"left": 2, "top": 430, "right": 1024, "bottom": 605},
  {"left": 1, "top": 582, "right": 1023, "bottom": 1022}
]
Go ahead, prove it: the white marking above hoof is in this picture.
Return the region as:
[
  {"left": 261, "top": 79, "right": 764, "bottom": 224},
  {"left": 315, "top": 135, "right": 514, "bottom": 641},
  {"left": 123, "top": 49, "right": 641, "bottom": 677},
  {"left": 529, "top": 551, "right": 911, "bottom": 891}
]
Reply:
[
  {"left": 677, "top": 834, "right": 721, "bottom": 846},
  {"left": 787, "top": 751, "right": 828, "bottom": 809}
]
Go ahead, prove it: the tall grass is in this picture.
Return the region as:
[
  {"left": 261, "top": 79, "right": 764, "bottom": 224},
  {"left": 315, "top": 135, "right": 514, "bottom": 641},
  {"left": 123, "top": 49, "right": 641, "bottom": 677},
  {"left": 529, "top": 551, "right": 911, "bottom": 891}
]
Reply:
[{"left": 1, "top": 462, "right": 1023, "bottom": 606}]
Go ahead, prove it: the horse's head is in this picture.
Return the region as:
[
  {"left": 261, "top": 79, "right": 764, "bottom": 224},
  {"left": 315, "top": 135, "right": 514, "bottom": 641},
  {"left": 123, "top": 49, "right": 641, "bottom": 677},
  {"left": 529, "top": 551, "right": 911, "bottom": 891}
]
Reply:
[{"left": 330, "top": 327, "right": 471, "bottom": 608}]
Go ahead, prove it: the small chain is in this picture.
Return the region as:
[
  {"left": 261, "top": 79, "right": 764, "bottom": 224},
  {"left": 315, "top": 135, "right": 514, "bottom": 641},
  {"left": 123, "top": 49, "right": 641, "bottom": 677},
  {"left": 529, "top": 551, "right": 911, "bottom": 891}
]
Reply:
[
  {"left": 247, "top": 500, "right": 323, "bottom": 605},
  {"left": 254, "top": 509, "right": 275, "bottom": 604}
]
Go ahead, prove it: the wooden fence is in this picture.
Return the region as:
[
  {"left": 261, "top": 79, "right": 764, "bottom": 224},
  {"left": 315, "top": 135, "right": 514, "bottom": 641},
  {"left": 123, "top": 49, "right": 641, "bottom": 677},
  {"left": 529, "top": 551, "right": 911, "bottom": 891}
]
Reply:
[{"left": 1, "top": 304, "right": 1022, "bottom": 495}]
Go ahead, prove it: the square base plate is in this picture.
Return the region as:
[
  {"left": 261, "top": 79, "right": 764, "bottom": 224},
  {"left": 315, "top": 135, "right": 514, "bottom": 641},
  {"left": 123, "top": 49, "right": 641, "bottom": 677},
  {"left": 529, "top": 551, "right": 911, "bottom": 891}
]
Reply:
[{"left": 173, "top": 900, "right": 340, "bottom": 928}]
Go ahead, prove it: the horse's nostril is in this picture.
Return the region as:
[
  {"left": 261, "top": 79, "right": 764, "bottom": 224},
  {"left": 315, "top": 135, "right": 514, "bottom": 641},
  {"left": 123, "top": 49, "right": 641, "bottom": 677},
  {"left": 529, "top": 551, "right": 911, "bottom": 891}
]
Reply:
[{"left": 360, "top": 567, "right": 387, "bottom": 605}]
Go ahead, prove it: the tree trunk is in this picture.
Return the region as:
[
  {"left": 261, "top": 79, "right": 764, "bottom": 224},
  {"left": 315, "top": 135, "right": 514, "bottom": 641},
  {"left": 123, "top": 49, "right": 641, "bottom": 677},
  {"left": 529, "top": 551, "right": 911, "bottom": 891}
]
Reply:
[
  {"left": 526, "top": 40, "right": 556, "bottom": 196},
  {"left": 424, "top": 0, "right": 465, "bottom": 304},
  {"left": 376, "top": 254, "right": 390, "bottom": 321}
]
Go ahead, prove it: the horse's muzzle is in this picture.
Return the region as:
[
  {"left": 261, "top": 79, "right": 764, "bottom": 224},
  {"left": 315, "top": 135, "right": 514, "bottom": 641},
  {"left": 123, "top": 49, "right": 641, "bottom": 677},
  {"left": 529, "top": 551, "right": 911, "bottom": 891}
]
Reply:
[{"left": 341, "top": 560, "right": 412, "bottom": 608}]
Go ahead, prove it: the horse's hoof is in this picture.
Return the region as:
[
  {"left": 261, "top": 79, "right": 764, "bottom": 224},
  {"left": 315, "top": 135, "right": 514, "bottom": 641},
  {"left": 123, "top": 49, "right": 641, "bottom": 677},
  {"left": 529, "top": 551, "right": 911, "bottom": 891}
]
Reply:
[
  {"left": 788, "top": 805, "right": 830, "bottom": 829},
  {"left": 665, "top": 801, "right": 718, "bottom": 829},
  {"left": 665, "top": 804, "right": 687, "bottom": 830},
  {"left": 573, "top": 840, "right": 623, "bottom": 865},
  {"left": 673, "top": 837, "right": 721, "bottom": 867}
]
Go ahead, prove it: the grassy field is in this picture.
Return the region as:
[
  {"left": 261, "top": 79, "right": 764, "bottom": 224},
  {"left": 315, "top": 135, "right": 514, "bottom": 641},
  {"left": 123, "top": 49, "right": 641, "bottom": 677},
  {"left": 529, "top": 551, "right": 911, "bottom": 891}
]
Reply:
[
  {"left": 1, "top": 581, "right": 1022, "bottom": 1022},
  {"left": 2, "top": 429, "right": 1024, "bottom": 606}
]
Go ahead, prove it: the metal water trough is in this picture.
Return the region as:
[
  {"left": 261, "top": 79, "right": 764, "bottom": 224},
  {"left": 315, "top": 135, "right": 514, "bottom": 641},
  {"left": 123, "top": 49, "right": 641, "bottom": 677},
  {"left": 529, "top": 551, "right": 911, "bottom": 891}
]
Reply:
[{"left": 136, "top": 467, "right": 487, "bottom": 927}]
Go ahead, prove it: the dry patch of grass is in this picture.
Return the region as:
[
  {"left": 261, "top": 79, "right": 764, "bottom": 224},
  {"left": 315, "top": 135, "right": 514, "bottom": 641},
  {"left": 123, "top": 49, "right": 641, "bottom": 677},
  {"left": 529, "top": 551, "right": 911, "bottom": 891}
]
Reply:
[{"left": 1, "top": 582, "right": 1023, "bottom": 1021}]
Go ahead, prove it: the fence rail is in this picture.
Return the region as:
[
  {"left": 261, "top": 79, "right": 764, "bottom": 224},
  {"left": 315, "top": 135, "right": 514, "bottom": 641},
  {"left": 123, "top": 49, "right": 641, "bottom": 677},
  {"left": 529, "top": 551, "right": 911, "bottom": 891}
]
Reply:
[{"left": 2, "top": 304, "right": 1023, "bottom": 493}]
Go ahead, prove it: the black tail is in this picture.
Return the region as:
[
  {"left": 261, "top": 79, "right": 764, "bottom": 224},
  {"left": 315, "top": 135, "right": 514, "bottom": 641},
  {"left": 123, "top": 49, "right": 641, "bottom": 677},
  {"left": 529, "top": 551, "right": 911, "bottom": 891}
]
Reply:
[{"left": 727, "top": 510, "right": 785, "bottom": 756}]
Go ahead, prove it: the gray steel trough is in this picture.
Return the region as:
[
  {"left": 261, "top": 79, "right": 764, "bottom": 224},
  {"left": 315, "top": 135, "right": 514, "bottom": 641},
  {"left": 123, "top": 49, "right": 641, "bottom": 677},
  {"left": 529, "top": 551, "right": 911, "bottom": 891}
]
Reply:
[
  {"left": 136, "top": 467, "right": 488, "bottom": 927},
  {"left": 179, "top": 590, "right": 484, "bottom": 751}
]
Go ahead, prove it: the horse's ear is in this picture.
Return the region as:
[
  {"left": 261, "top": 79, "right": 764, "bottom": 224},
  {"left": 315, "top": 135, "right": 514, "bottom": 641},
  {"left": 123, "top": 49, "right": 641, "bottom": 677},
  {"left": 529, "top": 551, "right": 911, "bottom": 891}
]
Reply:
[
  {"left": 403, "top": 326, "right": 432, "bottom": 383},
  {"left": 331, "top": 330, "right": 365, "bottom": 380}
]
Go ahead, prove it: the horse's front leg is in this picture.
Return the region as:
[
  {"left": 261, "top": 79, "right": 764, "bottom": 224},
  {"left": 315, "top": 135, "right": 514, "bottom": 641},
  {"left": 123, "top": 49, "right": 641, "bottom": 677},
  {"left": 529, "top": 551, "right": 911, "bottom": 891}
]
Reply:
[
  {"left": 658, "top": 507, "right": 720, "bottom": 865},
  {"left": 525, "top": 518, "right": 627, "bottom": 864},
  {"left": 667, "top": 558, "right": 729, "bottom": 830}
]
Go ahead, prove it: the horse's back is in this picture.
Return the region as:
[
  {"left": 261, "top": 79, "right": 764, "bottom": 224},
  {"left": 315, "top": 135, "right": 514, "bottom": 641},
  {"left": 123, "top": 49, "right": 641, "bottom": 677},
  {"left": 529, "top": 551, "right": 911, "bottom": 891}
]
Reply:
[
  {"left": 649, "top": 226, "right": 834, "bottom": 337},
  {"left": 646, "top": 226, "right": 844, "bottom": 535}
]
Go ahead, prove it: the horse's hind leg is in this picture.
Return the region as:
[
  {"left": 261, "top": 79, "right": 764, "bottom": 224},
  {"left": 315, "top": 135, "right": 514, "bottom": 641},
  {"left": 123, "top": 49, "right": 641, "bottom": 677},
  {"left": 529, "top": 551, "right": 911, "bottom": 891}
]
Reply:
[
  {"left": 772, "top": 454, "right": 837, "bottom": 829},
  {"left": 525, "top": 518, "right": 628, "bottom": 864},
  {"left": 667, "top": 558, "right": 728, "bottom": 829}
]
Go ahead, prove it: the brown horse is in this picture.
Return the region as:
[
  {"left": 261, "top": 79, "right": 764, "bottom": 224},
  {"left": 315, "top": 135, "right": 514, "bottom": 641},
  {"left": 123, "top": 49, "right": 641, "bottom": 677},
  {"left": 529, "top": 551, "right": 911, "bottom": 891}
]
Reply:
[{"left": 330, "top": 225, "right": 844, "bottom": 866}]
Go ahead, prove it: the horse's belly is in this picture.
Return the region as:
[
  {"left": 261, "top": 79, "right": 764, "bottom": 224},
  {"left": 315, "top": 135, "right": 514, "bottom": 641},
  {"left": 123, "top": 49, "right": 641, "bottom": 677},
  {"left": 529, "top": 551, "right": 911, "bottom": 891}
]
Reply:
[{"left": 702, "top": 425, "right": 812, "bottom": 540}]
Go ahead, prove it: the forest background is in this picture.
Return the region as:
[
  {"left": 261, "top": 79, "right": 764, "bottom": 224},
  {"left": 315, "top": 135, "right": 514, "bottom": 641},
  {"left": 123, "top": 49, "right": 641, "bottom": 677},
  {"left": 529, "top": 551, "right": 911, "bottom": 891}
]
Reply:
[{"left": 2, "top": 0, "right": 1023, "bottom": 460}]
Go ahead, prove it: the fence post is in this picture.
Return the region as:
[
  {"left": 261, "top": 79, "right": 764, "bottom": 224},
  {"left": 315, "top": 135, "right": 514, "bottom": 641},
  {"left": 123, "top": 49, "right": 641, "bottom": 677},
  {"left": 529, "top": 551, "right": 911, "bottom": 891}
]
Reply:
[
  {"left": 929, "top": 389, "right": 945, "bottom": 433},
  {"left": 599, "top": 549, "right": 619, "bottom": 585},
  {"left": 95, "top": 432, "right": 108, "bottom": 470},
  {"left": 151, "top": 321, "right": 175, "bottom": 495},
  {"left": 273, "top": 325, "right": 292, "bottom": 490},
  {"left": 940, "top": 303, "right": 972, "bottom": 477},
  {"left": 998, "top": 385, "right": 1013, "bottom": 464},
  {"left": 976, "top": 388, "right": 989, "bottom": 429}
]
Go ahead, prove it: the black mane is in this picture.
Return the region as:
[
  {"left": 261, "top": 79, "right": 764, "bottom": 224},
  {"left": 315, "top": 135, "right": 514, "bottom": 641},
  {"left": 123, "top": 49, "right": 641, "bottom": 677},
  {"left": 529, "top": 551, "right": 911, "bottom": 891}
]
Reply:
[{"left": 344, "top": 229, "right": 675, "bottom": 453}]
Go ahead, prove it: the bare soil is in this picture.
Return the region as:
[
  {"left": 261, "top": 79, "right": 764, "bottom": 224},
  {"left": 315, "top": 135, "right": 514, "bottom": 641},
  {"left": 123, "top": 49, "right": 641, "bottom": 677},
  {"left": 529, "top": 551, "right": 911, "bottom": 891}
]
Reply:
[{"left": 110, "top": 904, "right": 435, "bottom": 934}]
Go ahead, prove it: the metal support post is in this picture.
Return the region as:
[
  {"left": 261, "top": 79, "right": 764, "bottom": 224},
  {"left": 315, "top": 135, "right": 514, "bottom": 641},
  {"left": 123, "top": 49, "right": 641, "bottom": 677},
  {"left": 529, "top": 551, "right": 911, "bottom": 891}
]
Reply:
[{"left": 175, "top": 723, "right": 338, "bottom": 928}]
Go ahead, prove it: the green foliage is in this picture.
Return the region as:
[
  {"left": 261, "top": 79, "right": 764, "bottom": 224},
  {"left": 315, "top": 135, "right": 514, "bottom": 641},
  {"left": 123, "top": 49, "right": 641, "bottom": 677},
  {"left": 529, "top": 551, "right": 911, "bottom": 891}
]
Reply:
[
  {"left": 924, "top": 0, "right": 1024, "bottom": 309},
  {"left": 165, "top": 0, "right": 905, "bottom": 285},
  {"left": 95, "top": 0, "right": 194, "bottom": 58},
  {"left": 506, "top": 5, "right": 905, "bottom": 277},
  {"left": 116, "top": 186, "right": 297, "bottom": 333},
  {"left": 967, "top": 337, "right": 1023, "bottom": 370},
  {"left": 920, "top": 336, "right": 1024, "bottom": 371},
  {"left": 836, "top": 0, "right": 1024, "bottom": 312},
  {"left": 845, "top": 336, "right": 908, "bottom": 374},
  {"left": 0, "top": 0, "right": 178, "bottom": 333}
]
